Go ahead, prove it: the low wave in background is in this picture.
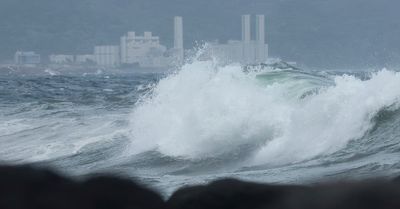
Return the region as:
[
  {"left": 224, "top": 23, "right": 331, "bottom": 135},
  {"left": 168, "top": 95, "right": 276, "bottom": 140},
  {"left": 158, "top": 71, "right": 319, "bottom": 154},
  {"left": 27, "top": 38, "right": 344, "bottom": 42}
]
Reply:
[{"left": 1, "top": 59, "right": 400, "bottom": 194}]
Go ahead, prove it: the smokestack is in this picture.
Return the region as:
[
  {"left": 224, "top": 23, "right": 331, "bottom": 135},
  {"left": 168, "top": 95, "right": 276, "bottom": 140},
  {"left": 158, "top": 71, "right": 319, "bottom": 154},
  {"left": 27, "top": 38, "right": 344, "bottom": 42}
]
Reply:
[
  {"left": 174, "top": 16, "right": 183, "bottom": 49},
  {"left": 256, "top": 15, "right": 266, "bottom": 63},
  {"left": 256, "top": 15, "right": 265, "bottom": 45},
  {"left": 174, "top": 16, "right": 184, "bottom": 64},
  {"left": 241, "top": 15, "right": 251, "bottom": 43},
  {"left": 241, "top": 15, "right": 252, "bottom": 64}
]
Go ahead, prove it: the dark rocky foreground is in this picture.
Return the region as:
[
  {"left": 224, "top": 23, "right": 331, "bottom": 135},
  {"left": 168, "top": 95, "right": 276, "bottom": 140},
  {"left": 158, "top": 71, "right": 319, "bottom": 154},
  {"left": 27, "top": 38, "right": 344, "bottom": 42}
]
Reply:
[{"left": 1, "top": 165, "right": 400, "bottom": 209}]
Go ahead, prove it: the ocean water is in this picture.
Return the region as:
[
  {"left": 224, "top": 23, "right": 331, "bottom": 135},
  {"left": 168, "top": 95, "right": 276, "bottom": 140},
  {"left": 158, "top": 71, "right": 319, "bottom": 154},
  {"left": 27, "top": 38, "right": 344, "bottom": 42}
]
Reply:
[{"left": 1, "top": 60, "right": 400, "bottom": 195}]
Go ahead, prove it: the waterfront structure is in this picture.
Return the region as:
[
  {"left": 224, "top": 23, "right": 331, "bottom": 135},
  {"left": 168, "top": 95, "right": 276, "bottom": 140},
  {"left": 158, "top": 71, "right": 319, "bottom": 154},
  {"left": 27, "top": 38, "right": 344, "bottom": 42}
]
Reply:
[
  {"left": 75, "top": 54, "right": 95, "bottom": 64},
  {"left": 120, "top": 31, "right": 168, "bottom": 67},
  {"left": 14, "top": 51, "right": 41, "bottom": 65},
  {"left": 29, "top": 16, "right": 185, "bottom": 69},
  {"left": 207, "top": 15, "right": 268, "bottom": 65},
  {"left": 94, "top": 45, "right": 120, "bottom": 67},
  {"left": 49, "top": 54, "right": 74, "bottom": 64},
  {"left": 119, "top": 16, "right": 184, "bottom": 68}
]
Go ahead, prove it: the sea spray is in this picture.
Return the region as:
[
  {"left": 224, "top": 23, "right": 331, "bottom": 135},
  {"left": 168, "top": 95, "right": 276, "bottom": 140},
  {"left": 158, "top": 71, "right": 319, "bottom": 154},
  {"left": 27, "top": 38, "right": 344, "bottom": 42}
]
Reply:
[
  {"left": 128, "top": 61, "right": 286, "bottom": 158},
  {"left": 128, "top": 61, "right": 400, "bottom": 167},
  {"left": 253, "top": 69, "right": 400, "bottom": 165}
]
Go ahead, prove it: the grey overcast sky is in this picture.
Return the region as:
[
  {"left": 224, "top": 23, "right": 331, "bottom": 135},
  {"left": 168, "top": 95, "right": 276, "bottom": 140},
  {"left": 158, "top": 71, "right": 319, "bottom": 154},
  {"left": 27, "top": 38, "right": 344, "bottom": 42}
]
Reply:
[{"left": 1, "top": 0, "right": 400, "bottom": 68}]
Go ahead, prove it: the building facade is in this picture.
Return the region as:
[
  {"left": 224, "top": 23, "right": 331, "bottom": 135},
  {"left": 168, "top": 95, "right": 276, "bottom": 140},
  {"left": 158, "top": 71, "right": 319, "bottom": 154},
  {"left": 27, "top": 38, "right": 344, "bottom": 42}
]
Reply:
[
  {"left": 94, "top": 45, "right": 120, "bottom": 67},
  {"left": 75, "top": 54, "right": 95, "bottom": 64},
  {"left": 49, "top": 54, "right": 74, "bottom": 64},
  {"left": 120, "top": 31, "right": 168, "bottom": 67},
  {"left": 14, "top": 51, "right": 41, "bottom": 65}
]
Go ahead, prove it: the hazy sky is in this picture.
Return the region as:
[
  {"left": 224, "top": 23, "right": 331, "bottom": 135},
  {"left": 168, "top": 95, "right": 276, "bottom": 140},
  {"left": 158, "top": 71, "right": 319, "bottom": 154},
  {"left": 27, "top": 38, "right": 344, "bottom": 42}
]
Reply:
[{"left": 1, "top": 0, "right": 400, "bottom": 68}]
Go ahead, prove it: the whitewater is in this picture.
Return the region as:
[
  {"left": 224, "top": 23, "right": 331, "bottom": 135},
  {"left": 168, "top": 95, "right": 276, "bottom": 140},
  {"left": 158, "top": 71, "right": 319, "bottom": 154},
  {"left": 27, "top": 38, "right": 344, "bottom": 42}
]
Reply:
[{"left": 1, "top": 60, "right": 400, "bottom": 194}]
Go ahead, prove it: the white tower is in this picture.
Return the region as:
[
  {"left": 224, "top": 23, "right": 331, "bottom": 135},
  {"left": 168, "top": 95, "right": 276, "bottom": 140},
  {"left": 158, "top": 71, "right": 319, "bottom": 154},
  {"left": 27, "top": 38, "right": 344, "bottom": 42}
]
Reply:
[
  {"left": 241, "top": 15, "right": 252, "bottom": 64},
  {"left": 241, "top": 15, "right": 251, "bottom": 43},
  {"left": 256, "top": 15, "right": 266, "bottom": 63},
  {"left": 174, "top": 16, "right": 184, "bottom": 64}
]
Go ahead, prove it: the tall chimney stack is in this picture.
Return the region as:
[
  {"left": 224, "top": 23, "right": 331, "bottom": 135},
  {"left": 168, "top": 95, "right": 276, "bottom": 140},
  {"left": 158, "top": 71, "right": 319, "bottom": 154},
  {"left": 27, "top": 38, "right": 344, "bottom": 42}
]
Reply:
[
  {"left": 256, "top": 15, "right": 265, "bottom": 45},
  {"left": 256, "top": 15, "right": 266, "bottom": 63},
  {"left": 174, "top": 16, "right": 184, "bottom": 64},
  {"left": 241, "top": 15, "right": 252, "bottom": 64},
  {"left": 241, "top": 15, "right": 251, "bottom": 43}
]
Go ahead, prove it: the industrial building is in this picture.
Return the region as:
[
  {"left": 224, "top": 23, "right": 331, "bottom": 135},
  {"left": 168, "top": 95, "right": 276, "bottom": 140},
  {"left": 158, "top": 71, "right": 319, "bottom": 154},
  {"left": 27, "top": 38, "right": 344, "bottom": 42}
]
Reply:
[
  {"left": 118, "top": 16, "right": 184, "bottom": 68},
  {"left": 12, "top": 15, "right": 270, "bottom": 69},
  {"left": 14, "top": 51, "right": 41, "bottom": 65},
  {"left": 75, "top": 54, "right": 95, "bottom": 64},
  {"left": 40, "top": 16, "right": 185, "bottom": 68},
  {"left": 91, "top": 16, "right": 184, "bottom": 68},
  {"left": 94, "top": 45, "right": 120, "bottom": 67},
  {"left": 120, "top": 31, "right": 168, "bottom": 67},
  {"left": 207, "top": 15, "right": 268, "bottom": 65},
  {"left": 49, "top": 54, "right": 74, "bottom": 64}
]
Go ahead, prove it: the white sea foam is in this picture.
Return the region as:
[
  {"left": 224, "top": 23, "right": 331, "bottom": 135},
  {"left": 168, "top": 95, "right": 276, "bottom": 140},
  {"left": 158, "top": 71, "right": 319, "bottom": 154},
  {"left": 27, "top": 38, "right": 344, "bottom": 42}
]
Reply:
[
  {"left": 128, "top": 60, "right": 400, "bottom": 166},
  {"left": 253, "top": 69, "right": 400, "bottom": 165}
]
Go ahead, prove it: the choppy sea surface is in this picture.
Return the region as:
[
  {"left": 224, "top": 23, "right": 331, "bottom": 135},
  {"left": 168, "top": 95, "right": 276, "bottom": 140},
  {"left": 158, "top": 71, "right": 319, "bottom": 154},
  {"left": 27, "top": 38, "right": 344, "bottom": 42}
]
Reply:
[{"left": 1, "top": 61, "right": 400, "bottom": 195}]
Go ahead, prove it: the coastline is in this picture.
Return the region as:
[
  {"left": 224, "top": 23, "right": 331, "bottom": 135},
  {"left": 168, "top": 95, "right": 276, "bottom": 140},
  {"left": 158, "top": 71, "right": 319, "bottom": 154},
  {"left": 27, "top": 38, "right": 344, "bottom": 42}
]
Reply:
[{"left": 0, "top": 65, "right": 175, "bottom": 76}]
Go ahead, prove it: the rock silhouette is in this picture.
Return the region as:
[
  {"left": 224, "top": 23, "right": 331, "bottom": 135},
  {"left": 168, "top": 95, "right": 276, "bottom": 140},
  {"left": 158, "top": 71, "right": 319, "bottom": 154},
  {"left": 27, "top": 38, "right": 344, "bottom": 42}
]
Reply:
[{"left": 1, "top": 165, "right": 400, "bottom": 209}]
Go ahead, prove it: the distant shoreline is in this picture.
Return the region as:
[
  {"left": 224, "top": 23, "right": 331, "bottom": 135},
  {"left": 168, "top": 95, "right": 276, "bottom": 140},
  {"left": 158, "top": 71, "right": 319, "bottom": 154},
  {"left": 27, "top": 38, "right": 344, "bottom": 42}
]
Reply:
[{"left": 0, "top": 65, "right": 175, "bottom": 76}]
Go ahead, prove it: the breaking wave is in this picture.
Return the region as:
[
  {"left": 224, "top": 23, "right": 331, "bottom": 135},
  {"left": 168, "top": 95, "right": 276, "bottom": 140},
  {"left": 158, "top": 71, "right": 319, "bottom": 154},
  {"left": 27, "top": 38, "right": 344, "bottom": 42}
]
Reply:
[{"left": 127, "top": 60, "right": 400, "bottom": 167}]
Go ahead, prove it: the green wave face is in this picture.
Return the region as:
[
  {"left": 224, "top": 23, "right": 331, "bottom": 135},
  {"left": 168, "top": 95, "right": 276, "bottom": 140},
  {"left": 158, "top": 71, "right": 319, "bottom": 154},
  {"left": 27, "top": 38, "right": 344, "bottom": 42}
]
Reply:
[{"left": 254, "top": 68, "right": 334, "bottom": 100}]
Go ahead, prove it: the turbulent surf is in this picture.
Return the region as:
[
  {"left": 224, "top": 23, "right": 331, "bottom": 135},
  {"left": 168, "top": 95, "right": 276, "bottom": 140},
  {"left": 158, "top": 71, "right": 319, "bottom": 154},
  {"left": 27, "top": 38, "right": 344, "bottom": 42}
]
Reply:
[{"left": 1, "top": 60, "right": 400, "bottom": 194}]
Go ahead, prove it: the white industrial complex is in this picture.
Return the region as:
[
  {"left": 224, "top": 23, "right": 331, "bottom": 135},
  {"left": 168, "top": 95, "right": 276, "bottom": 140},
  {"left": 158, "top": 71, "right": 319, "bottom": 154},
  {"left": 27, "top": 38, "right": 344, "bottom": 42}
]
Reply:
[
  {"left": 118, "top": 16, "right": 184, "bottom": 68},
  {"left": 89, "top": 16, "right": 184, "bottom": 68},
  {"left": 15, "top": 14, "right": 268, "bottom": 68},
  {"left": 90, "top": 16, "right": 185, "bottom": 68},
  {"left": 120, "top": 31, "right": 167, "bottom": 68}
]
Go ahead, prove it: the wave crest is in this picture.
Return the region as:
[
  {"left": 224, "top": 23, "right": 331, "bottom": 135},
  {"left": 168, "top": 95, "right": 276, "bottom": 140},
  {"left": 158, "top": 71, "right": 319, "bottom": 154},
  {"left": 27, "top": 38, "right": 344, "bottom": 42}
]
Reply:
[{"left": 127, "top": 61, "right": 400, "bottom": 167}]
